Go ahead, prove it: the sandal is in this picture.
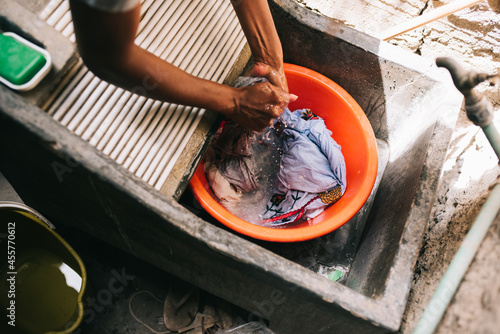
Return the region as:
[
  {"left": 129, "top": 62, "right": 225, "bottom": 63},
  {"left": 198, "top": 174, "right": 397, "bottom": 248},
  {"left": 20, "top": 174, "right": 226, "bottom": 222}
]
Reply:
[{"left": 163, "top": 278, "right": 200, "bottom": 331}]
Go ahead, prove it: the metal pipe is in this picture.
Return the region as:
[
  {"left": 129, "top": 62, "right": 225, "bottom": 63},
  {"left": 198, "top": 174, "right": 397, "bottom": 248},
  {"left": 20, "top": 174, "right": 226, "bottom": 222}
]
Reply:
[
  {"left": 436, "top": 57, "right": 493, "bottom": 97},
  {"left": 437, "top": 57, "right": 497, "bottom": 131},
  {"left": 483, "top": 123, "right": 500, "bottom": 159},
  {"left": 412, "top": 181, "right": 500, "bottom": 334}
]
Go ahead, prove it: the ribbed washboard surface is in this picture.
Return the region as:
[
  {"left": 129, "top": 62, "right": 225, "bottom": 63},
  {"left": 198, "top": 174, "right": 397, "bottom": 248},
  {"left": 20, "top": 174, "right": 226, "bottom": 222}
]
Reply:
[{"left": 39, "top": 0, "right": 246, "bottom": 191}]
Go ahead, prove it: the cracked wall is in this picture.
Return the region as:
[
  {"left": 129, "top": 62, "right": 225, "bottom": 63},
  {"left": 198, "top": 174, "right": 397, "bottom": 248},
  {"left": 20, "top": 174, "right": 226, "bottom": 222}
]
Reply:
[{"left": 297, "top": 0, "right": 500, "bottom": 105}]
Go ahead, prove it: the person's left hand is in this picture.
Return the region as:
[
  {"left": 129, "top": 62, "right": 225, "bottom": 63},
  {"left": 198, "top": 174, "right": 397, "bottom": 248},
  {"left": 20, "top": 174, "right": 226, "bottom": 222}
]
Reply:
[{"left": 247, "top": 62, "right": 289, "bottom": 94}]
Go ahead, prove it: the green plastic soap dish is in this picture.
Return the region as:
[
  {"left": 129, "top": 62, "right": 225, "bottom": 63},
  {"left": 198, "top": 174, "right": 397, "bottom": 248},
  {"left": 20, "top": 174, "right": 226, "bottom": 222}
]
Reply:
[{"left": 0, "top": 32, "right": 51, "bottom": 91}]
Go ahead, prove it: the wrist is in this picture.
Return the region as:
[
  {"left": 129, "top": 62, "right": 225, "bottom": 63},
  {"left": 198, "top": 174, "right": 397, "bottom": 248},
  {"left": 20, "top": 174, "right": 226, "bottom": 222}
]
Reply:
[
  {"left": 252, "top": 55, "right": 283, "bottom": 71},
  {"left": 208, "top": 85, "right": 239, "bottom": 118},
  {"left": 249, "top": 36, "right": 283, "bottom": 70}
]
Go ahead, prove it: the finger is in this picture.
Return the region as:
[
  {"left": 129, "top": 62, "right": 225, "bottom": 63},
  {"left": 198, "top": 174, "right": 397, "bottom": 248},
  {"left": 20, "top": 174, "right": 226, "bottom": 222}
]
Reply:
[
  {"left": 273, "top": 105, "right": 282, "bottom": 117},
  {"left": 267, "top": 72, "right": 288, "bottom": 93},
  {"left": 275, "top": 88, "right": 297, "bottom": 107},
  {"left": 264, "top": 104, "right": 280, "bottom": 117},
  {"left": 249, "top": 63, "right": 289, "bottom": 93}
]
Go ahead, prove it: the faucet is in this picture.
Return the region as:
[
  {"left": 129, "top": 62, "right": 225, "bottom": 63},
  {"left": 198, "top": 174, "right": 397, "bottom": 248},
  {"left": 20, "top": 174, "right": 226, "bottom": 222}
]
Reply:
[{"left": 436, "top": 57, "right": 500, "bottom": 160}]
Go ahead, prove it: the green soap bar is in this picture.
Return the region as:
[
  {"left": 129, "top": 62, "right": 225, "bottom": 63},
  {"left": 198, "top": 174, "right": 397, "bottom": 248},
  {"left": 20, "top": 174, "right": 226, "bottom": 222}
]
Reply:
[{"left": 0, "top": 33, "right": 47, "bottom": 86}]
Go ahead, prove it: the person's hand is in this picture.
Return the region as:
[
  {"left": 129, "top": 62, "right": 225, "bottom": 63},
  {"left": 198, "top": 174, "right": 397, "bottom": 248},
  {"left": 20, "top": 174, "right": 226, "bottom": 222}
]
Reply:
[
  {"left": 230, "top": 81, "right": 297, "bottom": 132},
  {"left": 247, "top": 62, "right": 289, "bottom": 93}
]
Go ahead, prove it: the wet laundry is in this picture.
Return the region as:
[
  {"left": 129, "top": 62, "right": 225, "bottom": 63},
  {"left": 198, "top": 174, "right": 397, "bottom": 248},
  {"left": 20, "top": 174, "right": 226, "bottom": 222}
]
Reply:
[
  {"left": 260, "top": 107, "right": 346, "bottom": 225},
  {"left": 204, "top": 77, "right": 346, "bottom": 226},
  {"left": 203, "top": 77, "right": 266, "bottom": 203},
  {"left": 204, "top": 120, "right": 258, "bottom": 202}
]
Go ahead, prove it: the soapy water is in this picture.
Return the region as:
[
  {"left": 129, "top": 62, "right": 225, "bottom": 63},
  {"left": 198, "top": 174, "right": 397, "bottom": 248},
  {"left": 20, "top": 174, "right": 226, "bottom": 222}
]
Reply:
[
  {"left": 217, "top": 118, "right": 311, "bottom": 227},
  {"left": 222, "top": 125, "right": 283, "bottom": 226},
  {"left": 208, "top": 107, "right": 335, "bottom": 227}
]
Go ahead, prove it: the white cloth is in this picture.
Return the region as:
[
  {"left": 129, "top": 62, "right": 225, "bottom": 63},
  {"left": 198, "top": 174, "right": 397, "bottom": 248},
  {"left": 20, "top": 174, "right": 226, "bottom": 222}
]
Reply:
[{"left": 74, "top": 0, "right": 139, "bottom": 12}]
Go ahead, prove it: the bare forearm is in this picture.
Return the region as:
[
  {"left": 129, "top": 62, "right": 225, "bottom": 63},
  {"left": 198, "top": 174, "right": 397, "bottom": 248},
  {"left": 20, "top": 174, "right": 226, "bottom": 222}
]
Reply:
[
  {"left": 70, "top": 0, "right": 236, "bottom": 115},
  {"left": 90, "top": 44, "right": 237, "bottom": 115},
  {"left": 230, "top": 0, "right": 283, "bottom": 67},
  {"left": 230, "top": 0, "right": 289, "bottom": 93},
  {"left": 69, "top": 0, "right": 291, "bottom": 131}
]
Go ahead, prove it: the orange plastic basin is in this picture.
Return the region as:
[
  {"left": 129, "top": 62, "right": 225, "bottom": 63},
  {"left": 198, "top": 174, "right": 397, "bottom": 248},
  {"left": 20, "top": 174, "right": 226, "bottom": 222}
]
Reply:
[{"left": 189, "top": 63, "right": 378, "bottom": 242}]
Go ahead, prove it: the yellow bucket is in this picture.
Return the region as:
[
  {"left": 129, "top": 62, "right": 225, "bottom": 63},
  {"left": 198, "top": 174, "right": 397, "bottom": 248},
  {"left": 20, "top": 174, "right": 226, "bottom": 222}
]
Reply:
[{"left": 0, "top": 202, "right": 86, "bottom": 334}]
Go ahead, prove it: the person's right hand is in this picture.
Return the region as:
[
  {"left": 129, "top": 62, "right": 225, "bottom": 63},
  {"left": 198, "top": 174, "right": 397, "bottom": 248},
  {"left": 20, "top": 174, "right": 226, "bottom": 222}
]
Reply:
[{"left": 229, "top": 81, "right": 297, "bottom": 132}]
